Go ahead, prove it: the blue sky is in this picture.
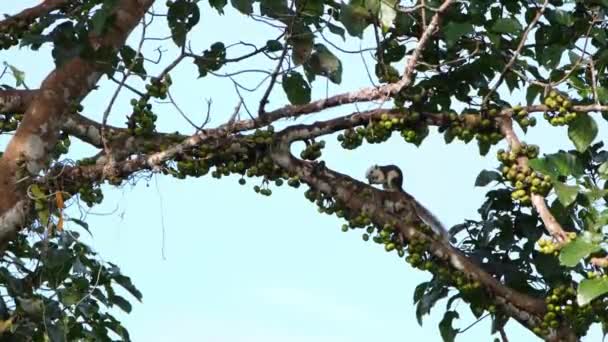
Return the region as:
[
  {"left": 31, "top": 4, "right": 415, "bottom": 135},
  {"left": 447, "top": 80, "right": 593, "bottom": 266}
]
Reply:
[{"left": 2, "top": 1, "right": 607, "bottom": 341}]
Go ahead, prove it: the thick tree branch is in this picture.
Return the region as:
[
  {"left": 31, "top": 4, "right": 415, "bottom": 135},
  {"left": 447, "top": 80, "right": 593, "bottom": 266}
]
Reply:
[
  {"left": 0, "top": 0, "right": 153, "bottom": 246},
  {"left": 0, "top": 90, "right": 37, "bottom": 112}
]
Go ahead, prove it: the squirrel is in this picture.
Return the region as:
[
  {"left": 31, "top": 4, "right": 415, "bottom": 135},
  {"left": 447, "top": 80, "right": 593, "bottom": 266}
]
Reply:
[{"left": 366, "top": 164, "right": 449, "bottom": 242}]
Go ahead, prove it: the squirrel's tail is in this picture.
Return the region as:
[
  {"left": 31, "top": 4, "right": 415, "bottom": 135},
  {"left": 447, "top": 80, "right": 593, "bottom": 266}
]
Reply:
[{"left": 411, "top": 199, "right": 450, "bottom": 242}]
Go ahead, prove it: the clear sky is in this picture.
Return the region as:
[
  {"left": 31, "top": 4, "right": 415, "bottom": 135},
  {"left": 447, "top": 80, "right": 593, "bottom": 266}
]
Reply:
[{"left": 2, "top": 2, "right": 607, "bottom": 341}]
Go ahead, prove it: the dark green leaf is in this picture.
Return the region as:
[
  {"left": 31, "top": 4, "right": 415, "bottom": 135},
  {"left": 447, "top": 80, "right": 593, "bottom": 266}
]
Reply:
[
  {"left": 231, "top": 0, "right": 253, "bottom": 14},
  {"left": 282, "top": 72, "right": 311, "bottom": 105},
  {"left": 46, "top": 323, "right": 67, "bottom": 342},
  {"left": 559, "top": 237, "right": 601, "bottom": 267},
  {"left": 439, "top": 311, "right": 459, "bottom": 342},
  {"left": 326, "top": 22, "right": 346, "bottom": 40},
  {"left": 491, "top": 18, "right": 521, "bottom": 34},
  {"left": 526, "top": 84, "right": 542, "bottom": 105},
  {"left": 540, "top": 45, "right": 564, "bottom": 69},
  {"left": 109, "top": 295, "right": 132, "bottom": 313},
  {"left": 194, "top": 42, "right": 226, "bottom": 77},
  {"left": 167, "top": 0, "right": 201, "bottom": 47},
  {"left": 297, "top": 0, "right": 324, "bottom": 17},
  {"left": 266, "top": 40, "right": 283, "bottom": 52},
  {"left": 533, "top": 252, "right": 564, "bottom": 285},
  {"left": 119, "top": 46, "right": 146, "bottom": 80},
  {"left": 113, "top": 275, "right": 143, "bottom": 301},
  {"left": 415, "top": 286, "right": 448, "bottom": 325},
  {"left": 260, "top": 0, "right": 290, "bottom": 18},
  {"left": 444, "top": 22, "right": 474, "bottom": 47},
  {"left": 474, "top": 170, "right": 502, "bottom": 187},
  {"left": 477, "top": 139, "right": 491, "bottom": 156},
  {"left": 547, "top": 9, "right": 574, "bottom": 27},
  {"left": 209, "top": 0, "right": 228, "bottom": 13},
  {"left": 394, "top": 12, "right": 414, "bottom": 35},
  {"left": 413, "top": 281, "right": 429, "bottom": 303},
  {"left": 577, "top": 278, "right": 608, "bottom": 306},
  {"left": 592, "top": 27, "right": 607, "bottom": 46},
  {"left": 568, "top": 114, "right": 598, "bottom": 152}
]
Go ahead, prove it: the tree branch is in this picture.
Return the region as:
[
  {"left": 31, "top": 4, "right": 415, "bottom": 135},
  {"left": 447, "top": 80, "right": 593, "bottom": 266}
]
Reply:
[
  {"left": 0, "top": 0, "right": 69, "bottom": 31},
  {"left": 499, "top": 115, "right": 569, "bottom": 243},
  {"left": 0, "top": 0, "right": 153, "bottom": 247}
]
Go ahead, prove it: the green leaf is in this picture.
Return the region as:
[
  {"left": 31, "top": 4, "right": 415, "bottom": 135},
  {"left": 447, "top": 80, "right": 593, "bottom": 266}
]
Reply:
[
  {"left": 109, "top": 294, "right": 132, "bottom": 313},
  {"left": 265, "top": 40, "right": 283, "bottom": 52},
  {"left": 548, "top": 9, "right": 574, "bottom": 27},
  {"left": 231, "top": 0, "right": 253, "bottom": 14},
  {"left": 599, "top": 161, "right": 608, "bottom": 179},
  {"left": 444, "top": 22, "right": 474, "bottom": 47},
  {"left": 413, "top": 281, "right": 430, "bottom": 304},
  {"left": 578, "top": 278, "right": 608, "bottom": 306},
  {"left": 547, "top": 152, "right": 585, "bottom": 178},
  {"left": 394, "top": 11, "right": 414, "bottom": 35},
  {"left": 415, "top": 286, "right": 448, "bottom": 325},
  {"left": 340, "top": 3, "right": 370, "bottom": 37},
  {"left": 194, "top": 42, "right": 226, "bottom": 77},
  {"left": 68, "top": 218, "right": 92, "bottom": 235},
  {"left": 119, "top": 46, "right": 146, "bottom": 80},
  {"left": 113, "top": 275, "right": 143, "bottom": 301},
  {"left": 598, "top": 87, "right": 608, "bottom": 104},
  {"left": 592, "top": 27, "right": 607, "bottom": 46},
  {"left": 439, "top": 311, "right": 459, "bottom": 342},
  {"left": 568, "top": 114, "right": 598, "bottom": 152},
  {"left": 554, "top": 181, "right": 578, "bottom": 207},
  {"left": 46, "top": 324, "right": 67, "bottom": 342},
  {"left": 491, "top": 18, "right": 522, "bottom": 34},
  {"left": 326, "top": 22, "right": 346, "bottom": 41},
  {"left": 209, "top": 0, "right": 228, "bottom": 13},
  {"left": 167, "top": 0, "right": 201, "bottom": 47},
  {"left": 540, "top": 45, "right": 564, "bottom": 69},
  {"left": 30, "top": 184, "right": 46, "bottom": 199},
  {"left": 529, "top": 152, "right": 585, "bottom": 179},
  {"left": 529, "top": 158, "right": 557, "bottom": 178},
  {"left": 59, "top": 287, "right": 83, "bottom": 306},
  {"left": 474, "top": 170, "right": 502, "bottom": 187},
  {"left": 526, "top": 84, "right": 542, "bottom": 105},
  {"left": 297, "top": 0, "right": 324, "bottom": 17},
  {"left": 282, "top": 72, "right": 311, "bottom": 105},
  {"left": 559, "top": 237, "right": 601, "bottom": 267},
  {"left": 583, "top": 186, "right": 608, "bottom": 203},
  {"left": 305, "top": 44, "right": 342, "bottom": 84},
  {"left": 260, "top": 0, "right": 290, "bottom": 18},
  {"left": 3, "top": 62, "right": 26, "bottom": 87}
]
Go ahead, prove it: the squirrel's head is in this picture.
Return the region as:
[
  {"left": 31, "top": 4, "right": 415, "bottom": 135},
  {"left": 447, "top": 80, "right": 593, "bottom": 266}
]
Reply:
[{"left": 365, "top": 165, "right": 385, "bottom": 185}]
